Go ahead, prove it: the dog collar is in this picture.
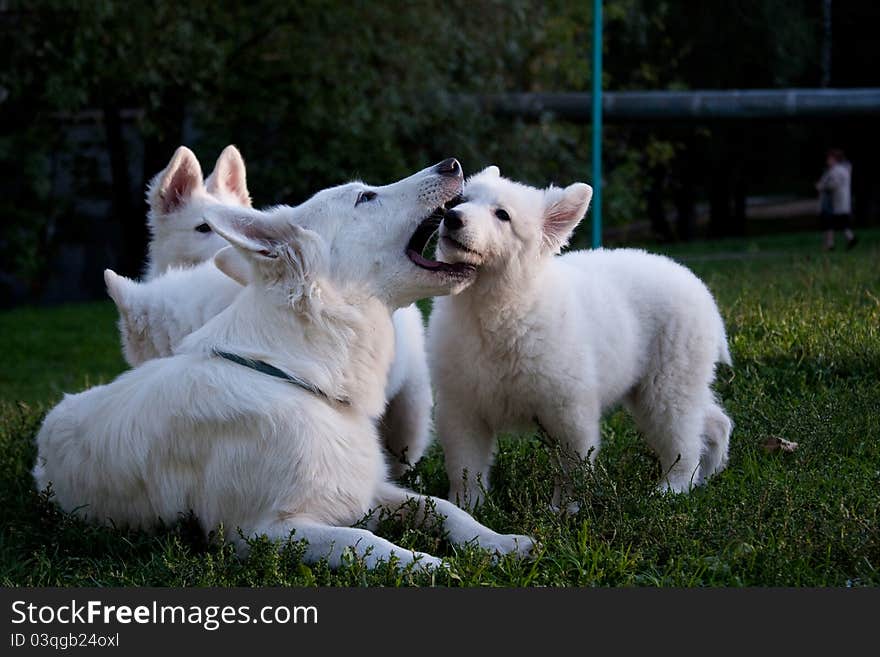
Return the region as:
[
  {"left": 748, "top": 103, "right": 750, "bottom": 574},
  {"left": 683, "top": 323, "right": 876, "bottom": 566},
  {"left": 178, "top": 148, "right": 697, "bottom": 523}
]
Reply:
[{"left": 212, "top": 348, "right": 349, "bottom": 406}]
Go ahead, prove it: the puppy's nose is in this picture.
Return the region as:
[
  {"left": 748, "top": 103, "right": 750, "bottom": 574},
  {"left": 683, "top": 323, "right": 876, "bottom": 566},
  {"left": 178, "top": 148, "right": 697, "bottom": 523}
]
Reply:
[
  {"left": 444, "top": 209, "right": 464, "bottom": 231},
  {"left": 435, "top": 158, "right": 461, "bottom": 177}
]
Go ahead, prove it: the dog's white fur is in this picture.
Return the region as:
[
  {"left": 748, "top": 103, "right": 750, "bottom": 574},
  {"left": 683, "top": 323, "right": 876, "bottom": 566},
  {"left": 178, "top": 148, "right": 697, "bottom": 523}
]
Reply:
[
  {"left": 35, "top": 162, "right": 534, "bottom": 569},
  {"left": 108, "top": 146, "right": 248, "bottom": 367},
  {"left": 380, "top": 305, "right": 433, "bottom": 475},
  {"left": 112, "top": 146, "right": 433, "bottom": 473},
  {"left": 105, "top": 261, "right": 242, "bottom": 366},
  {"left": 428, "top": 166, "right": 733, "bottom": 507},
  {"left": 145, "top": 145, "right": 252, "bottom": 279}
]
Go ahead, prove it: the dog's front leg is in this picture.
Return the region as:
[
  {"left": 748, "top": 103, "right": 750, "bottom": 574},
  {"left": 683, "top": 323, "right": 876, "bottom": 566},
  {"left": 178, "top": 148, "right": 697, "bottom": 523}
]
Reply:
[
  {"left": 249, "top": 518, "right": 444, "bottom": 571},
  {"left": 435, "top": 403, "right": 495, "bottom": 508},
  {"left": 380, "top": 368, "right": 433, "bottom": 478},
  {"left": 371, "top": 483, "right": 535, "bottom": 558},
  {"left": 536, "top": 400, "right": 601, "bottom": 512}
]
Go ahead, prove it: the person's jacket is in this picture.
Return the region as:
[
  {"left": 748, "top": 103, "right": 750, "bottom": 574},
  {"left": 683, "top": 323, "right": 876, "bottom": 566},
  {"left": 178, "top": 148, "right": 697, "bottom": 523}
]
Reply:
[{"left": 817, "top": 161, "right": 852, "bottom": 214}]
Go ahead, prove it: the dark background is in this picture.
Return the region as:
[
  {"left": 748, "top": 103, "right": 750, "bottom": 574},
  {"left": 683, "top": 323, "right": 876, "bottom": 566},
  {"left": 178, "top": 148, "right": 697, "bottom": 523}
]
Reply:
[{"left": 2, "top": 0, "right": 878, "bottom": 306}]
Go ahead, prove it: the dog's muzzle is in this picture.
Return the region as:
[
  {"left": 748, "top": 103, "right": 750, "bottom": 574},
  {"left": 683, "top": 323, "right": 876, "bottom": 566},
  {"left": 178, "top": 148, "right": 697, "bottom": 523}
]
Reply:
[
  {"left": 443, "top": 208, "right": 464, "bottom": 231},
  {"left": 435, "top": 158, "right": 462, "bottom": 177}
]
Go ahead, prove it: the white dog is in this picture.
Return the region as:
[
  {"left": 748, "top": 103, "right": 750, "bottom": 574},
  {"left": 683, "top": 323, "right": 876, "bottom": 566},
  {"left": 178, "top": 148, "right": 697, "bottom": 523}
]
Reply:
[
  {"left": 35, "top": 160, "right": 534, "bottom": 569},
  {"left": 108, "top": 146, "right": 249, "bottom": 366},
  {"left": 428, "top": 166, "right": 733, "bottom": 507},
  {"left": 145, "top": 144, "right": 253, "bottom": 279},
  {"left": 109, "top": 146, "right": 433, "bottom": 474}
]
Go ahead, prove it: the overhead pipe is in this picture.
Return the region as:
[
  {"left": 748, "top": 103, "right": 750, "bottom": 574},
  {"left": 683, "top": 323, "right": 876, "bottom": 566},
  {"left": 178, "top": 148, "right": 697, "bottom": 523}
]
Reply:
[{"left": 481, "top": 88, "right": 880, "bottom": 122}]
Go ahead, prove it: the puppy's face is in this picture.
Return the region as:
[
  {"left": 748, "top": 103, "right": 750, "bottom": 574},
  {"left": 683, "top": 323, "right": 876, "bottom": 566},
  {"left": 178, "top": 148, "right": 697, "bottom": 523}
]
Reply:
[
  {"left": 436, "top": 166, "right": 593, "bottom": 277},
  {"left": 147, "top": 146, "right": 251, "bottom": 274}
]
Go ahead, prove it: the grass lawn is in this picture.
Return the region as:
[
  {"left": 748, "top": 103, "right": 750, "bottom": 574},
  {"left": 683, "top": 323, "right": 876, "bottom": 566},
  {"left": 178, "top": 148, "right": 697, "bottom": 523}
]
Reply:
[{"left": 1, "top": 229, "right": 878, "bottom": 586}]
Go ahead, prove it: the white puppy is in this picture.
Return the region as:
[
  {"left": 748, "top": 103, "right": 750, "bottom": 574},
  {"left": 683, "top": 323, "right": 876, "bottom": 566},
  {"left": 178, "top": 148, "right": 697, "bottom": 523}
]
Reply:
[
  {"left": 111, "top": 146, "right": 433, "bottom": 474},
  {"left": 145, "top": 144, "right": 252, "bottom": 279},
  {"left": 109, "top": 146, "right": 247, "bottom": 366},
  {"left": 105, "top": 259, "right": 244, "bottom": 366},
  {"left": 428, "top": 166, "right": 733, "bottom": 507},
  {"left": 35, "top": 160, "right": 534, "bottom": 569}
]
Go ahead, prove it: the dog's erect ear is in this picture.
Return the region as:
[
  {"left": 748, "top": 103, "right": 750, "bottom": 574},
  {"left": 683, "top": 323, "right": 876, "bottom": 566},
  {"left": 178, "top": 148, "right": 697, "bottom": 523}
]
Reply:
[
  {"left": 206, "top": 145, "right": 251, "bottom": 207},
  {"left": 152, "top": 146, "right": 204, "bottom": 215},
  {"left": 472, "top": 165, "right": 500, "bottom": 180},
  {"left": 213, "top": 246, "right": 251, "bottom": 286},
  {"left": 202, "top": 207, "right": 286, "bottom": 260},
  {"left": 203, "top": 206, "right": 326, "bottom": 293},
  {"left": 104, "top": 269, "right": 135, "bottom": 312},
  {"left": 542, "top": 183, "right": 593, "bottom": 253}
]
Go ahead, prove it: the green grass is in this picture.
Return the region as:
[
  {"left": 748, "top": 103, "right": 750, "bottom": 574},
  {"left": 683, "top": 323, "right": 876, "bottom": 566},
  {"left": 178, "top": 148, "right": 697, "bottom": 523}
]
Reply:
[
  {"left": 1, "top": 230, "right": 878, "bottom": 586},
  {"left": 0, "top": 302, "right": 127, "bottom": 403}
]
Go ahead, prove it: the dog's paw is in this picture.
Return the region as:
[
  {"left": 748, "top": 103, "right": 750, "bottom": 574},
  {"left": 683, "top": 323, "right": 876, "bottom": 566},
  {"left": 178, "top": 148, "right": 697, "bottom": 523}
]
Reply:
[
  {"left": 549, "top": 501, "right": 581, "bottom": 516},
  {"left": 448, "top": 488, "right": 485, "bottom": 512},
  {"left": 656, "top": 478, "right": 694, "bottom": 495},
  {"left": 479, "top": 533, "right": 536, "bottom": 559},
  {"left": 408, "top": 551, "right": 447, "bottom": 573}
]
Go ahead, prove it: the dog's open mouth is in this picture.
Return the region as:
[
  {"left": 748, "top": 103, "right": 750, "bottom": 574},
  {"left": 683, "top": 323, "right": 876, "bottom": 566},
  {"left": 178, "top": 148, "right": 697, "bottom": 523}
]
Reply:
[
  {"left": 441, "top": 235, "right": 481, "bottom": 257},
  {"left": 406, "top": 207, "right": 475, "bottom": 276}
]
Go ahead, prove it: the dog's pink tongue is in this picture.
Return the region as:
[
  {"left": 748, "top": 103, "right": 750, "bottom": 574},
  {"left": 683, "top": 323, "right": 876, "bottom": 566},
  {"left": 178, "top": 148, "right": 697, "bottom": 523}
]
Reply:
[{"left": 407, "top": 249, "right": 441, "bottom": 269}]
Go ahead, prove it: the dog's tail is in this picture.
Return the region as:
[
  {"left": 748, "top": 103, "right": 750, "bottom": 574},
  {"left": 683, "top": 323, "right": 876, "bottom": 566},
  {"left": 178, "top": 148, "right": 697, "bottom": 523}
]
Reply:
[
  {"left": 718, "top": 339, "right": 732, "bottom": 366},
  {"left": 717, "top": 324, "right": 733, "bottom": 367},
  {"left": 104, "top": 269, "right": 135, "bottom": 313}
]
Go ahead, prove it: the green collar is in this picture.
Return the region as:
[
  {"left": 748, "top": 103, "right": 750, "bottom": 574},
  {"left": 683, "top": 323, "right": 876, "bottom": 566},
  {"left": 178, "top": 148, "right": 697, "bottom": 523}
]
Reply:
[{"left": 212, "top": 348, "right": 349, "bottom": 406}]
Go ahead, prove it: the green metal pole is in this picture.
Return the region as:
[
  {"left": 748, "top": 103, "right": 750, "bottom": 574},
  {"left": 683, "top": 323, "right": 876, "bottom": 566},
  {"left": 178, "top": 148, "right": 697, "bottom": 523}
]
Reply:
[{"left": 591, "top": 0, "right": 603, "bottom": 248}]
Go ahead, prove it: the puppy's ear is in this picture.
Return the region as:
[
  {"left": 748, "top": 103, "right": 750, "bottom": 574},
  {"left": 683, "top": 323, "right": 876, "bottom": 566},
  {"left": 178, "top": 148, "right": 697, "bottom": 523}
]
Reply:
[
  {"left": 149, "top": 146, "right": 204, "bottom": 215},
  {"left": 542, "top": 183, "right": 593, "bottom": 253},
  {"left": 213, "top": 245, "right": 251, "bottom": 286},
  {"left": 104, "top": 269, "right": 135, "bottom": 312},
  {"left": 206, "top": 145, "right": 251, "bottom": 207},
  {"left": 471, "top": 165, "right": 500, "bottom": 180}
]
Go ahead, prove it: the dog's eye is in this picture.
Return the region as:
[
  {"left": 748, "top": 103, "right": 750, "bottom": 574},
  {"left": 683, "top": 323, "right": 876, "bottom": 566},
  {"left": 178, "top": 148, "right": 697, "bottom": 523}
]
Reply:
[
  {"left": 356, "top": 191, "right": 377, "bottom": 206},
  {"left": 195, "top": 223, "right": 212, "bottom": 233},
  {"left": 495, "top": 208, "right": 511, "bottom": 222}
]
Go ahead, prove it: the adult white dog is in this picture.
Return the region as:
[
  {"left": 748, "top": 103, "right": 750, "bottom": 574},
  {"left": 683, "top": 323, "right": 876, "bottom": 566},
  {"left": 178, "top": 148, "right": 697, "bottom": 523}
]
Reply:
[
  {"left": 108, "top": 146, "right": 433, "bottom": 474},
  {"left": 428, "top": 166, "right": 733, "bottom": 507},
  {"left": 35, "top": 160, "right": 534, "bottom": 569}
]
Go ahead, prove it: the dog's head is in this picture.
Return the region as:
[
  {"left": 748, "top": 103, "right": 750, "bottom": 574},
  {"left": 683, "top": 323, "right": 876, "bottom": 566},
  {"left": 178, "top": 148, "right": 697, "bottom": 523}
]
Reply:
[
  {"left": 202, "top": 159, "right": 475, "bottom": 309},
  {"left": 145, "top": 145, "right": 251, "bottom": 276},
  {"left": 436, "top": 166, "right": 592, "bottom": 276}
]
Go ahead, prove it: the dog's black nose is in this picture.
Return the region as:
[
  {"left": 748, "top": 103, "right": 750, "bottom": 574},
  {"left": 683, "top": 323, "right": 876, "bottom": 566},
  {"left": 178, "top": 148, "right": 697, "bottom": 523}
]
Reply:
[
  {"left": 436, "top": 158, "right": 461, "bottom": 177},
  {"left": 444, "top": 208, "right": 464, "bottom": 231}
]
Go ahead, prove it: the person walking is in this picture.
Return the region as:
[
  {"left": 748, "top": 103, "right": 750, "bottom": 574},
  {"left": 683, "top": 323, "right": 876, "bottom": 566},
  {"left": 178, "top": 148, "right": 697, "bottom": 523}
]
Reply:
[{"left": 816, "top": 148, "right": 856, "bottom": 251}]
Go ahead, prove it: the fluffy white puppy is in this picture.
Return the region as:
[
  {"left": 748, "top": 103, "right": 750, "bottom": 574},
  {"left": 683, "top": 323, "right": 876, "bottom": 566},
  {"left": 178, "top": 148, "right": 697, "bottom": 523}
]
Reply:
[
  {"left": 105, "top": 258, "right": 244, "bottom": 366},
  {"left": 111, "top": 146, "right": 433, "bottom": 474},
  {"left": 35, "top": 160, "right": 534, "bottom": 569},
  {"left": 145, "top": 144, "right": 252, "bottom": 279},
  {"left": 428, "top": 166, "right": 733, "bottom": 507},
  {"left": 109, "top": 146, "right": 247, "bottom": 366}
]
